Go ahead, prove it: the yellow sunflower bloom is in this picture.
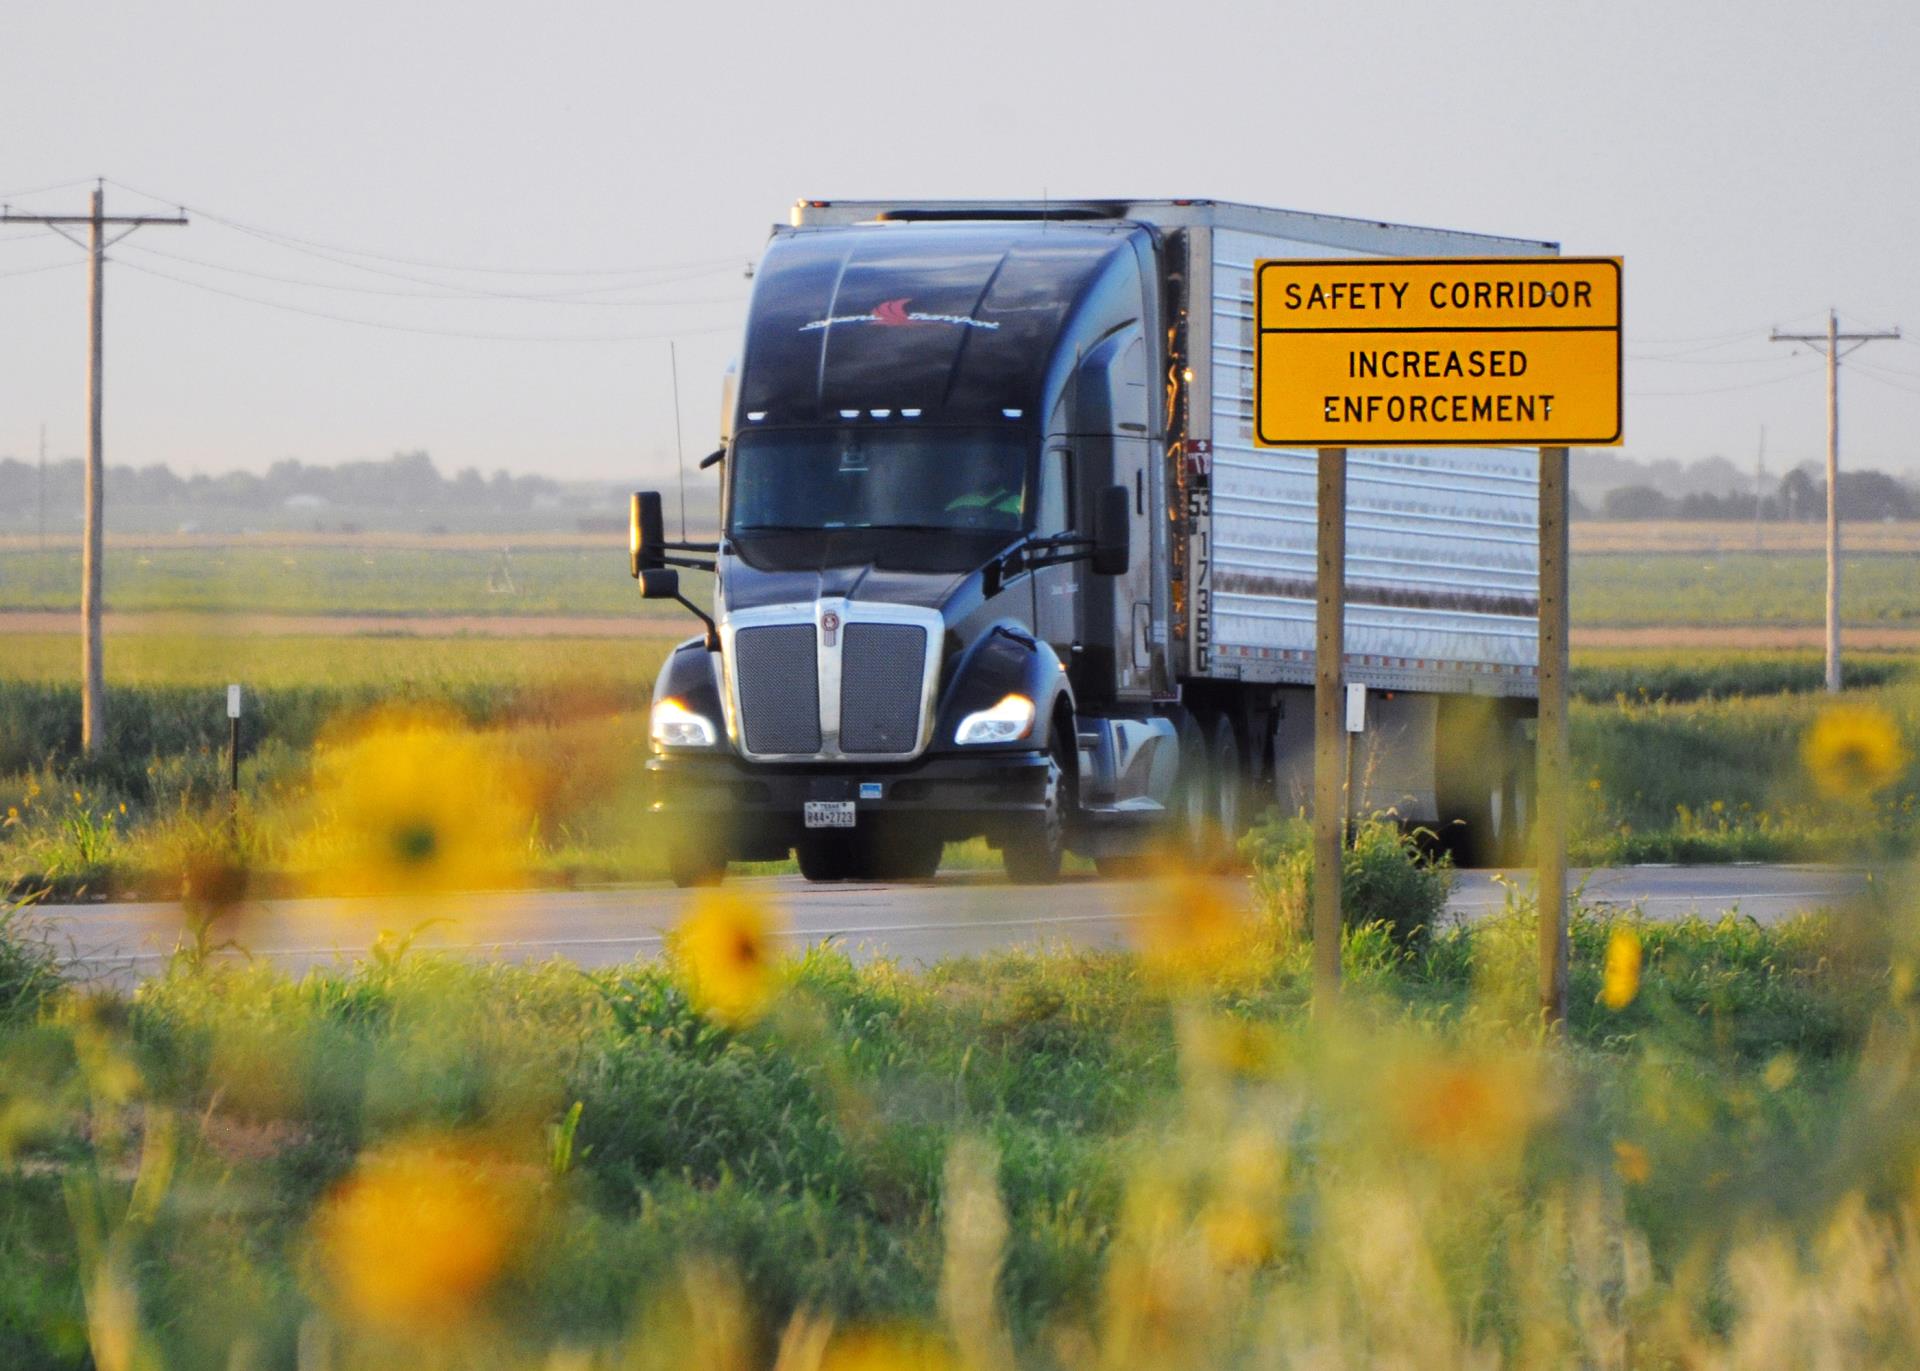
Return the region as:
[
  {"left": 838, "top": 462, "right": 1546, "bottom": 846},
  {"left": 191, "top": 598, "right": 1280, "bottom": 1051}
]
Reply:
[
  {"left": 1600, "top": 927, "right": 1642, "bottom": 1010},
  {"left": 817, "top": 1326, "right": 958, "bottom": 1371},
  {"left": 1129, "top": 859, "right": 1257, "bottom": 989},
  {"left": 300, "top": 707, "right": 533, "bottom": 897},
  {"left": 673, "top": 890, "right": 787, "bottom": 1027},
  {"left": 1613, "top": 1139, "right": 1651, "bottom": 1184},
  {"left": 313, "top": 1135, "right": 531, "bottom": 1334},
  {"left": 1802, "top": 703, "right": 1909, "bottom": 799},
  {"left": 1393, "top": 1053, "right": 1539, "bottom": 1164}
]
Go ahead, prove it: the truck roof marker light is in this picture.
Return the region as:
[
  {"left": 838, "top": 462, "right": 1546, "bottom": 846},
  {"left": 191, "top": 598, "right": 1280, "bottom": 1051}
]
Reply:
[
  {"left": 839, "top": 409, "right": 860, "bottom": 419},
  {"left": 901, "top": 408, "right": 923, "bottom": 418},
  {"left": 747, "top": 410, "right": 767, "bottom": 422},
  {"left": 1002, "top": 408, "right": 1023, "bottom": 419},
  {"left": 869, "top": 408, "right": 891, "bottom": 418}
]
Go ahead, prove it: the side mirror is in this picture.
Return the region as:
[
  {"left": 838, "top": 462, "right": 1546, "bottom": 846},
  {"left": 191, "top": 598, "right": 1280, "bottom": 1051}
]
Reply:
[
  {"left": 629, "top": 491, "right": 665, "bottom": 578},
  {"left": 1092, "top": 484, "right": 1131, "bottom": 576},
  {"left": 637, "top": 567, "right": 681, "bottom": 601}
]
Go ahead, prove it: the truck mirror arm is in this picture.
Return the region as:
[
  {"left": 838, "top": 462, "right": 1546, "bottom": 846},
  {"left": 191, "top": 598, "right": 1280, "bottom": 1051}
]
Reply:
[
  {"left": 698, "top": 448, "right": 725, "bottom": 470},
  {"left": 677, "top": 594, "right": 721, "bottom": 651}
]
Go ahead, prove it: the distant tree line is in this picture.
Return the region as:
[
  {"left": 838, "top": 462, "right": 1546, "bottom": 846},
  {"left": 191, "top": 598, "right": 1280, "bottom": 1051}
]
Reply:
[
  {"left": 1598, "top": 467, "right": 1918, "bottom": 521},
  {"left": 0, "top": 451, "right": 632, "bottom": 533},
  {"left": 0, "top": 451, "right": 573, "bottom": 515}
]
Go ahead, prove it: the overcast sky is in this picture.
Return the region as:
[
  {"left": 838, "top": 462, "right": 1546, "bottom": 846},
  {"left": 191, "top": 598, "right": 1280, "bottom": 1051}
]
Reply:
[{"left": 3, "top": 0, "right": 1916, "bottom": 486}]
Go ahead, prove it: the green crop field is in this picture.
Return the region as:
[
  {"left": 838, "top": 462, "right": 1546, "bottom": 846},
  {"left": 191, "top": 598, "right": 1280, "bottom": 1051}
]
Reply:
[
  {"left": 1, "top": 629, "right": 1915, "bottom": 894},
  {"left": 0, "top": 631, "right": 679, "bottom": 690},
  {"left": 4, "top": 543, "right": 1916, "bottom": 630},
  {"left": 0, "top": 544, "right": 705, "bottom": 620},
  {"left": 1573, "top": 551, "right": 1920, "bottom": 627}
]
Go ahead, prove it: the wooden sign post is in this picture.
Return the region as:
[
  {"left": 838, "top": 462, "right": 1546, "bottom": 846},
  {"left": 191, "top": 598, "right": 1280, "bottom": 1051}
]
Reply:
[
  {"left": 1313, "top": 447, "right": 1347, "bottom": 1006},
  {"left": 1253, "top": 257, "right": 1621, "bottom": 1020}
]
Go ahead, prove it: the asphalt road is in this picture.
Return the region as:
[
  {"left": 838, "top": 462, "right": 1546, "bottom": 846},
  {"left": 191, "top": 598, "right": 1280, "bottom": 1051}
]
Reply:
[{"left": 22, "top": 864, "right": 1869, "bottom": 988}]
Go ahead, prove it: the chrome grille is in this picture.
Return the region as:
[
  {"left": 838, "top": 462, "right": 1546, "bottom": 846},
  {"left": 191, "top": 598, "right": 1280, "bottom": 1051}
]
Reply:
[
  {"left": 734, "top": 624, "right": 821, "bottom": 754},
  {"left": 839, "top": 623, "right": 927, "bottom": 754}
]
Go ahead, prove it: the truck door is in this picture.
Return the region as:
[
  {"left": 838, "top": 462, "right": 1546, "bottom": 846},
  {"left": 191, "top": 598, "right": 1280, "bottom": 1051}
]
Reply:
[
  {"left": 1033, "top": 444, "right": 1078, "bottom": 663},
  {"left": 1094, "top": 330, "right": 1156, "bottom": 699}
]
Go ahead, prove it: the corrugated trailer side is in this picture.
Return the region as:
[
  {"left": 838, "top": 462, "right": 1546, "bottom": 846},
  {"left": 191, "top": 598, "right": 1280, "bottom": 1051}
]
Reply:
[{"left": 1185, "top": 219, "right": 1550, "bottom": 701}]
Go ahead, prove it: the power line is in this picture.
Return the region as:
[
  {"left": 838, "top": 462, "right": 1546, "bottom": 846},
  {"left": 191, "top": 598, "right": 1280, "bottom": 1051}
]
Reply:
[
  {"left": 0, "top": 177, "right": 104, "bottom": 201},
  {"left": 1629, "top": 366, "right": 1825, "bottom": 397},
  {"left": 1628, "top": 343, "right": 1789, "bottom": 360},
  {"left": 1849, "top": 365, "right": 1920, "bottom": 397},
  {"left": 117, "top": 256, "right": 742, "bottom": 343},
  {"left": 105, "top": 177, "right": 742, "bottom": 279},
  {"left": 1628, "top": 312, "right": 1828, "bottom": 348},
  {"left": 117, "top": 239, "right": 743, "bottom": 306},
  {"left": 0, "top": 258, "right": 82, "bottom": 280}
]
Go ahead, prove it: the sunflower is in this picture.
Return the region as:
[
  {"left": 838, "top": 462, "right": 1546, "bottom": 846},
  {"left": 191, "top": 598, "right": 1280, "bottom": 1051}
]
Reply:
[
  {"left": 1129, "top": 860, "right": 1257, "bottom": 989},
  {"left": 817, "top": 1326, "right": 958, "bottom": 1371},
  {"left": 1600, "top": 926, "right": 1642, "bottom": 1010},
  {"left": 1613, "top": 1139, "right": 1651, "bottom": 1185},
  {"left": 300, "top": 707, "right": 533, "bottom": 897},
  {"left": 313, "top": 1134, "right": 531, "bottom": 1333},
  {"left": 673, "top": 890, "right": 787, "bottom": 1027},
  {"left": 1802, "top": 703, "right": 1909, "bottom": 800}
]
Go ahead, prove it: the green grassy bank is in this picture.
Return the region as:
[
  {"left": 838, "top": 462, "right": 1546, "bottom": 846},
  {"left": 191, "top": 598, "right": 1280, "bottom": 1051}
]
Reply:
[{"left": 1, "top": 867, "right": 1916, "bottom": 1366}]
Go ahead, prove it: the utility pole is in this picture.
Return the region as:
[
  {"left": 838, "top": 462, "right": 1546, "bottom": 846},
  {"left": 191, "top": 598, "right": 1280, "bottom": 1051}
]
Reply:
[
  {"left": 1770, "top": 311, "right": 1901, "bottom": 693},
  {"left": 37, "top": 424, "right": 48, "bottom": 551},
  {"left": 2, "top": 182, "right": 187, "bottom": 752}
]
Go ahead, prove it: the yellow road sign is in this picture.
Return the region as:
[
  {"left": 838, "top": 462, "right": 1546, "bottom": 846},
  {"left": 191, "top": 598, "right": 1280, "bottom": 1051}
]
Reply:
[{"left": 1253, "top": 257, "right": 1622, "bottom": 447}]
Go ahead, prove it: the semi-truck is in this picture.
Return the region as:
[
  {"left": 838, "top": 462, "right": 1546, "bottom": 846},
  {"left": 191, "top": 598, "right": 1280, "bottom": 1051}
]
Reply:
[{"left": 631, "top": 198, "right": 1547, "bottom": 886}]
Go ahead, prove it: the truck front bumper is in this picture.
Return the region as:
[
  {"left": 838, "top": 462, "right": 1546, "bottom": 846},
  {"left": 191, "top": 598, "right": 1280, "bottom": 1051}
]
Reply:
[{"left": 646, "top": 750, "right": 1053, "bottom": 858}]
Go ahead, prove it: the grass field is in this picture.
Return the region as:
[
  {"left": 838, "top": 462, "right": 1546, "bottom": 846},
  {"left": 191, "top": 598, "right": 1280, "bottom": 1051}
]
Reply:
[
  {"left": 0, "top": 544, "right": 704, "bottom": 620},
  {"left": 1, "top": 634, "right": 1916, "bottom": 891},
  {"left": 1573, "top": 519, "right": 1920, "bottom": 554},
  {"left": 1, "top": 843, "right": 1916, "bottom": 1366},
  {"left": 0, "top": 631, "right": 679, "bottom": 689},
  {"left": 1573, "top": 551, "right": 1920, "bottom": 627},
  {"left": 4, "top": 539, "right": 1917, "bottom": 631}
]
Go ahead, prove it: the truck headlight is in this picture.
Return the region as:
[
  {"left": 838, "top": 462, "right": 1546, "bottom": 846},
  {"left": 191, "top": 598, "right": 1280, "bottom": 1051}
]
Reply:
[
  {"left": 954, "top": 693, "right": 1035, "bottom": 745},
  {"left": 651, "top": 697, "right": 718, "bottom": 749}
]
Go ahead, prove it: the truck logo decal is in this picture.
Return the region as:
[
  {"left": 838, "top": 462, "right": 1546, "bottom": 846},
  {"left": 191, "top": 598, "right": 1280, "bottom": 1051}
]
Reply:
[{"left": 800, "top": 297, "right": 999, "bottom": 333}]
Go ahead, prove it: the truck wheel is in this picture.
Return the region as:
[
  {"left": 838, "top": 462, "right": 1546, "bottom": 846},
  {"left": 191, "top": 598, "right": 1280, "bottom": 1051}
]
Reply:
[
  {"left": 1172, "top": 713, "right": 1212, "bottom": 856},
  {"left": 1003, "top": 727, "right": 1071, "bottom": 884},
  {"left": 667, "top": 843, "right": 726, "bottom": 888},
  {"left": 865, "top": 827, "right": 944, "bottom": 882},
  {"left": 1206, "top": 714, "right": 1246, "bottom": 859},
  {"left": 796, "top": 833, "right": 859, "bottom": 882}
]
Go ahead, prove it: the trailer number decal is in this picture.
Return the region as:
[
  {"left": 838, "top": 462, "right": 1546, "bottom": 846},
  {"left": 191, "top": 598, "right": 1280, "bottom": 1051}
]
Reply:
[{"left": 1252, "top": 258, "right": 1621, "bottom": 447}]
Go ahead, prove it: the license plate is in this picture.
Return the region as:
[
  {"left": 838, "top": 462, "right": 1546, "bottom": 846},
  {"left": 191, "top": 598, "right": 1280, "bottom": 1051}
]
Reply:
[{"left": 804, "top": 801, "right": 856, "bottom": 829}]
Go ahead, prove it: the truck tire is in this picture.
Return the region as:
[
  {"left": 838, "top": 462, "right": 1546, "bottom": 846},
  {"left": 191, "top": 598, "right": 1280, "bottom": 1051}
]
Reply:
[
  {"left": 1205, "top": 714, "right": 1245, "bottom": 860},
  {"left": 865, "top": 827, "right": 944, "bottom": 882},
  {"left": 1003, "top": 726, "right": 1072, "bottom": 884},
  {"left": 1172, "top": 713, "right": 1212, "bottom": 857},
  {"left": 796, "top": 833, "right": 860, "bottom": 882},
  {"left": 667, "top": 843, "right": 726, "bottom": 888}
]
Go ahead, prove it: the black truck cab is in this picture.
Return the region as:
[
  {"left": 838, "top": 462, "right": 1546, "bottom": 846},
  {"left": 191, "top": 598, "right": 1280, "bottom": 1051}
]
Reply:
[{"left": 637, "top": 220, "right": 1175, "bottom": 884}]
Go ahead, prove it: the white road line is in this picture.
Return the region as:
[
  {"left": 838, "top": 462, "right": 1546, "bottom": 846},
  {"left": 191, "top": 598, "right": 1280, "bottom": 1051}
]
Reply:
[{"left": 86, "top": 909, "right": 1145, "bottom": 964}]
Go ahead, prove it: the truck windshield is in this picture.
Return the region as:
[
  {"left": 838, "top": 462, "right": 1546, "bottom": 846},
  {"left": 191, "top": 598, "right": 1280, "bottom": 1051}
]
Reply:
[{"left": 729, "top": 427, "right": 1030, "bottom": 535}]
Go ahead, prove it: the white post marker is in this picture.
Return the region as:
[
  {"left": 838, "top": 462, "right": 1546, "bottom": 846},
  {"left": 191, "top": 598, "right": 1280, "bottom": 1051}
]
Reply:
[
  {"left": 226, "top": 684, "right": 243, "bottom": 800},
  {"left": 1344, "top": 682, "right": 1367, "bottom": 734}
]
